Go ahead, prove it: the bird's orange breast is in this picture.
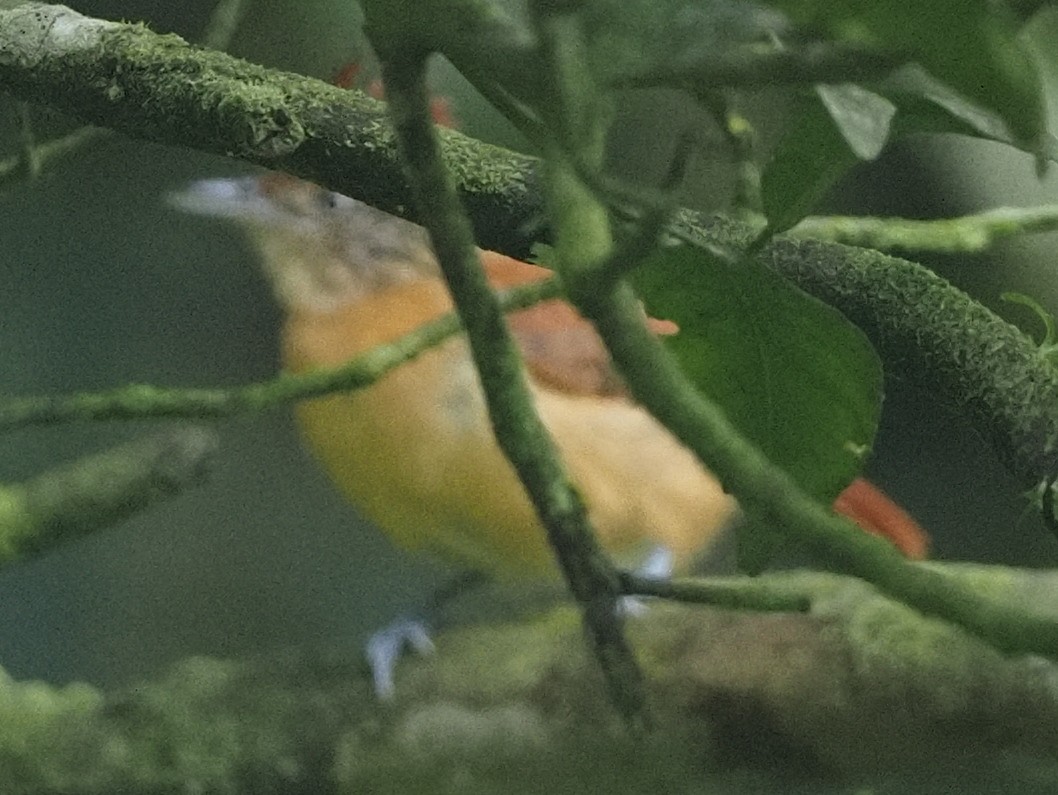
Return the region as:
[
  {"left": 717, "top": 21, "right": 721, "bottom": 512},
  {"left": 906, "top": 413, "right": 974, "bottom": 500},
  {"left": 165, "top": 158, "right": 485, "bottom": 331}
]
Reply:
[{"left": 282, "top": 273, "right": 738, "bottom": 576}]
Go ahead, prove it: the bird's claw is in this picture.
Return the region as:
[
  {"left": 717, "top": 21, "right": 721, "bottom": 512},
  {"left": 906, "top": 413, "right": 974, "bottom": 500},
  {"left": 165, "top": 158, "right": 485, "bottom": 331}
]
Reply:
[
  {"left": 365, "top": 616, "right": 435, "bottom": 699},
  {"left": 619, "top": 545, "right": 674, "bottom": 616}
]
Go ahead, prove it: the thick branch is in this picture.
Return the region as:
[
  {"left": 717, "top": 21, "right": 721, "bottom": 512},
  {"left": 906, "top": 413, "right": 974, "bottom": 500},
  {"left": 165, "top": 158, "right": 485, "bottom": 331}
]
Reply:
[
  {"left": 768, "top": 236, "right": 1058, "bottom": 485},
  {"left": 0, "top": 3, "right": 543, "bottom": 249}
]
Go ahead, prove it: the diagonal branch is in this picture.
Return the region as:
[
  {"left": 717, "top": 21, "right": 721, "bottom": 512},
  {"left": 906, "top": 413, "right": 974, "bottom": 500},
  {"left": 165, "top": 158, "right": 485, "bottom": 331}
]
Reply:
[
  {"left": 0, "top": 279, "right": 559, "bottom": 429},
  {"left": 366, "top": 28, "right": 648, "bottom": 729}
]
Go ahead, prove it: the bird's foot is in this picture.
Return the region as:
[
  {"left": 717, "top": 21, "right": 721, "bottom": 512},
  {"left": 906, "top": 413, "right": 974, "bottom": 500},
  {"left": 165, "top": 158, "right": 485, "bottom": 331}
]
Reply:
[
  {"left": 365, "top": 616, "right": 435, "bottom": 699},
  {"left": 365, "top": 570, "right": 490, "bottom": 699},
  {"left": 619, "top": 545, "right": 674, "bottom": 616}
]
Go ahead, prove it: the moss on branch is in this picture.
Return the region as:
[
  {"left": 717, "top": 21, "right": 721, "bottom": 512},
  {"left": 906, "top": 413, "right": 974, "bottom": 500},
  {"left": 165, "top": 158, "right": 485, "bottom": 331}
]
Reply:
[
  {"left": 767, "top": 235, "right": 1058, "bottom": 485},
  {"left": 4, "top": 565, "right": 1058, "bottom": 793},
  {"left": 0, "top": 3, "right": 543, "bottom": 248}
]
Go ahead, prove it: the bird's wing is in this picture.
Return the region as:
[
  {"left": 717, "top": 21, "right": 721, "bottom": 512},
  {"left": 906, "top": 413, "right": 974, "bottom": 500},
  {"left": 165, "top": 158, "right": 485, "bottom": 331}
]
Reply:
[{"left": 479, "top": 250, "right": 675, "bottom": 398}]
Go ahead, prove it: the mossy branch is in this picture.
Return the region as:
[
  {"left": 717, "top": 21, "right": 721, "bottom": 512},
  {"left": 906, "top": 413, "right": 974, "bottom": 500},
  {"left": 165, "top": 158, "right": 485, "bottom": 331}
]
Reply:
[
  {"left": 4, "top": 563, "right": 1058, "bottom": 793},
  {"left": 0, "top": 427, "right": 217, "bottom": 564},
  {"left": 0, "top": 4, "right": 543, "bottom": 248},
  {"left": 364, "top": 15, "right": 647, "bottom": 729},
  {"left": 767, "top": 235, "right": 1058, "bottom": 487},
  {"left": 0, "top": 0, "right": 249, "bottom": 188},
  {"left": 792, "top": 205, "right": 1058, "bottom": 253},
  {"left": 0, "top": 564, "right": 1055, "bottom": 791}
]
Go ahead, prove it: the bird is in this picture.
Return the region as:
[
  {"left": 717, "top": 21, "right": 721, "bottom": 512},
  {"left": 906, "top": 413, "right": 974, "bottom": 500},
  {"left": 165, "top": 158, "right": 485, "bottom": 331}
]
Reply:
[{"left": 171, "top": 171, "right": 929, "bottom": 692}]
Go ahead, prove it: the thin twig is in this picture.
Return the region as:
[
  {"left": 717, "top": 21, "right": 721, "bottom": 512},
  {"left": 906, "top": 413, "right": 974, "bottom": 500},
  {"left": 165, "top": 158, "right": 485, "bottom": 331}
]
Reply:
[
  {"left": 615, "top": 42, "right": 901, "bottom": 91},
  {"left": 0, "top": 279, "right": 559, "bottom": 430},
  {"left": 619, "top": 572, "right": 811, "bottom": 613},
  {"left": 14, "top": 101, "right": 40, "bottom": 179},
  {"left": 0, "top": 427, "right": 218, "bottom": 564},
  {"left": 0, "top": 126, "right": 111, "bottom": 188},
  {"left": 791, "top": 205, "right": 1058, "bottom": 253}
]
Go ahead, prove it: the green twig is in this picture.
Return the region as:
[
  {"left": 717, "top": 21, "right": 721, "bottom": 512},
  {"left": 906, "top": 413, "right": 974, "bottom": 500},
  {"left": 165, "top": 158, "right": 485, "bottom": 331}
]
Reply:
[
  {"left": 575, "top": 281, "right": 1058, "bottom": 660},
  {"left": 618, "top": 572, "right": 811, "bottom": 614},
  {"left": 791, "top": 205, "right": 1058, "bottom": 252},
  {"left": 0, "top": 427, "right": 217, "bottom": 564},
  {"left": 0, "top": 125, "right": 110, "bottom": 187},
  {"left": 0, "top": 279, "right": 558, "bottom": 430},
  {"left": 706, "top": 94, "right": 762, "bottom": 220},
  {"left": 523, "top": 0, "right": 649, "bottom": 730},
  {"left": 614, "top": 42, "right": 901, "bottom": 91},
  {"left": 14, "top": 101, "right": 40, "bottom": 179}
]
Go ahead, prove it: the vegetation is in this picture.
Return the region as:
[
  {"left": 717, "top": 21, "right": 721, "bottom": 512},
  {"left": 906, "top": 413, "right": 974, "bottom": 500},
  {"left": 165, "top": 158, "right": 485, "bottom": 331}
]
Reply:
[{"left": 1, "top": 0, "right": 1058, "bottom": 790}]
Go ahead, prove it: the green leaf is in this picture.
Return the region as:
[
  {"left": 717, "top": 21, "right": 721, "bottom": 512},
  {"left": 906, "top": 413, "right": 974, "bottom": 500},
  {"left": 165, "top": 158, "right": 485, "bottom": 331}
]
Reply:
[
  {"left": 633, "top": 245, "right": 883, "bottom": 570},
  {"left": 880, "top": 65, "right": 1058, "bottom": 163},
  {"left": 770, "top": 0, "right": 1046, "bottom": 152},
  {"left": 761, "top": 84, "right": 895, "bottom": 234},
  {"left": 882, "top": 64, "right": 1015, "bottom": 141},
  {"left": 816, "top": 83, "right": 896, "bottom": 160}
]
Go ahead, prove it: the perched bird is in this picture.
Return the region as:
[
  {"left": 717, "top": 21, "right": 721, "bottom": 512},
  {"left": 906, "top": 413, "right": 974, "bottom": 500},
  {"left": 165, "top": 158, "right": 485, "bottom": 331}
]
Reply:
[{"left": 172, "top": 172, "right": 928, "bottom": 690}]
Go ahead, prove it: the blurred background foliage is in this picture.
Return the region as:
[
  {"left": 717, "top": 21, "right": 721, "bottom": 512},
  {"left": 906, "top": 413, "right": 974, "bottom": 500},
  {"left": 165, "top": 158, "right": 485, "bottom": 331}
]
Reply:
[{"left": 1, "top": 0, "right": 1058, "bottom": 687}]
